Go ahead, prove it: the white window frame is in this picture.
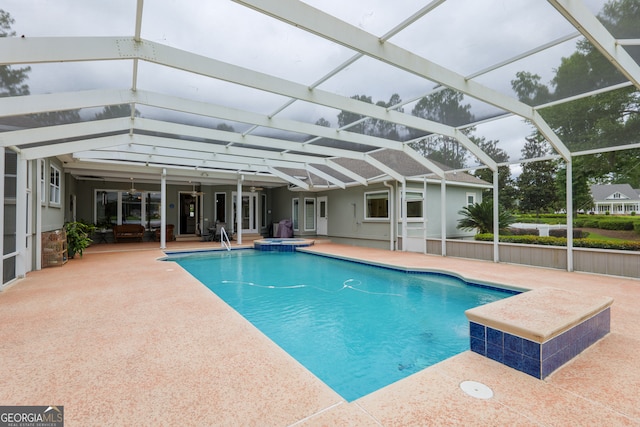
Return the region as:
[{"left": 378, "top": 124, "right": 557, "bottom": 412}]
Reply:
[
  {"left": 304, "top": 197, "right": 316, "bottom": 231},
  {"left": 365, "top": 190, "right": 389, "bottom": 220},
  {"left": 398, "top": 190, "right": 424, "bottom": 222},
  {"left": 466, "top": 192, "right": 476, "bottom": 207},
  {"left": 49, "top": 164, "right": 61, "bottom": 206},
  {"left": 39, "top": 159, "right": 46, "bottom": 204},
  {"left": 292, "top": 198, "right": 299, "bottom": 231}
]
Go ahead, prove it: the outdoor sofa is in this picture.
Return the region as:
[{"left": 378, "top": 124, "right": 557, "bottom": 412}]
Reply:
[{"left": 113, "top": 224, "right": 145, "bottom": 242}]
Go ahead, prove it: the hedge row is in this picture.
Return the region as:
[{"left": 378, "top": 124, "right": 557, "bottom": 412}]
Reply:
[
  {"left": 505, "top": 228, "right": 588, "bottom": 238},
  {"left": 475, "top": 233, "right": 640, "bottom": 251},
  {"left": 574, "top": 218, "right": 638, "bottom": 231}
]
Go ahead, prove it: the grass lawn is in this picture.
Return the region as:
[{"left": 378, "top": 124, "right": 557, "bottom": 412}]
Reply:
[{"left": 583, "top": 232, "right": 627, "bottom": 242}]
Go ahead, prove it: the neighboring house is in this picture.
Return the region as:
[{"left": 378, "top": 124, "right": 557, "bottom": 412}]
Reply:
[{"left": 590, "top": 184, "right": 640, "bottom": 215}]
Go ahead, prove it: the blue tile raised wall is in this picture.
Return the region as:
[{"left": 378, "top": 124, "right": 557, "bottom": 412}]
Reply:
[{"left": 469, "top": 307, "right": 610, "bottom": 379}]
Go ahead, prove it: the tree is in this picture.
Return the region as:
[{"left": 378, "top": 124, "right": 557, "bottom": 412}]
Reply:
[
  {"left": 457, "top": 198, "right": 515, "bottom": 235},
  {"left": 315, "top": 117, "right": 331, "bottom": 127},
  {"left": 0, "top": 10, "right": 30, "bottom": 97},
  {"left": 555, "top": 160, "right": 594, "bottom": 214},
  {"left": 1, "top": 10, "right": 83, "bottom": 126},
  {"left": 371, "top": 93, "right": 404, "bottom": 140},
  {"left": 472, "top": 137, "right": 518, "bottom": 211},
  {"left": 517, "top": 137, "right": 559, "bottom": 215},
  {"left": 409, "top": 89, "right": 473, "bottom": 169},
  {"left": 337, "top": 94, "right": 373, "bottom": 135},
  {"left": 511, "top": 71, "right": 552, "bottom": 105},
  {"left": 94, "top": 104, "right": 141, "bottom": 120},
  {"left": 512, "top": 0, "right": 640, "bottom": 188}
]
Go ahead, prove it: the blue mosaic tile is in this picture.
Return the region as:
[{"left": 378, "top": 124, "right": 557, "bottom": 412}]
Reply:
[
  {"left": 505, "top": 334, "right": 522, "bottom": 353},
  {"left": 469, "top": 309, "right": 611, "bottom": 379},
  {"left": 470, "top": 337, "right": 486, "bottom": 355},
  {"left": 487, "top": 327, "right": 503, "bottom": 346},
  {"left": 469, "top": 322, "right": 485, "bottom": 339},
  {"left": 522, "top": 340, "right": 540, "bottom": 359},
  {"left": 521, "top": 356, "right": 541, "bottom": 378},
  {"left": 468, "top": 306, "right": 610, "bottom": 380},
  {"left": 542, "top": 335, "right": 561, "bottom": 360},
  {"left": 486, "top": 343, "right": 503, "bottom": 363},
  {"left": 504, "top": 349, "right": 524, "bottom": 371}
]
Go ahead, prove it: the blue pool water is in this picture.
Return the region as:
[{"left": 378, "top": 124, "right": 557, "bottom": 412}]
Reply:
[{"left": 170, "top": 250, "right": 515, "bottom": 401}]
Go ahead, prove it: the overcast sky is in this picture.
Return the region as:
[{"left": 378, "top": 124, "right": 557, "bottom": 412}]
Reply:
[{"left": 3, "top": 0, "right": 610, "bottom": 167}]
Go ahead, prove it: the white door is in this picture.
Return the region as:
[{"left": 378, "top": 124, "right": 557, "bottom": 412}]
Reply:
[
  {"left": 232, "top": 192, "right": 259, "bottom": 234},
  {"left": 317, "top": 196, "right": 328, "bottom": 235}
]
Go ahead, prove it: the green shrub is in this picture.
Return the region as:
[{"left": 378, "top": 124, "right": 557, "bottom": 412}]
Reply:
[
  {"left": 574, "top": 239, "right": 640, "bottom": 251},
  {"left": 506, "top": 227, "right": 539, "bottom": 236},
  {"left": 583, "top": 220, "right": 599, "bottom": 228},
  {"left": 634, "top": 222, "right": 640, "bottom": 235},
  {"left": 474, "top": 233, "right": 640, "bottom": 251},
  {"left": 549, "top": 229, "right": 588, "bottom": 238},
  {"left": 597, "top": 219, "right": 634, "bottom": 230},
  {"left": 573, "top": 219, "right": 584, "bottom": 227}
]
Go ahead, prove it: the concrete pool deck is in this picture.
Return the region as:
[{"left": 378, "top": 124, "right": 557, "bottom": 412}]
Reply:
[{"left": 1, "top": 240, "right": 639, "bottom": 425}]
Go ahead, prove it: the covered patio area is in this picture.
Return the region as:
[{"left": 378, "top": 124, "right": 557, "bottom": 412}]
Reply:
[{"left": 1, "top": 242, "right": 638, "bottom": 425}]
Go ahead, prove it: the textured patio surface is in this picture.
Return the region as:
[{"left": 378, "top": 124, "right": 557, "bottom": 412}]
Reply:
[{"left": 1, "top": 240, "right": 639, "bottom": 426}]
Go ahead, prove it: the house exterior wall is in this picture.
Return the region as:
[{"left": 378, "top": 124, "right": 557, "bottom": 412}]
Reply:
[
  {"left": 41, "top": 158, "right": 66, "bottom": 232},
  {"left": 268, "top": 181, "right": 481, "bottom": 249}
]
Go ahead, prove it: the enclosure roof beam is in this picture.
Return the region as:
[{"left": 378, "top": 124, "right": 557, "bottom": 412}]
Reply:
[{"left": 548, "top": 0, "right": 640, "bottom": 90}]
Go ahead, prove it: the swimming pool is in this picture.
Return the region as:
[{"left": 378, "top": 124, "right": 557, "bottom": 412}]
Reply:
[{"left": 169, "top": 250, "right": 516, "bottom": 401}]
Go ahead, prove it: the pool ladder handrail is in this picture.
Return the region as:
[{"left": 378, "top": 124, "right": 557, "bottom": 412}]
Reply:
[{"left": 220, "top": 227, "right": 231, "bottom": 251}]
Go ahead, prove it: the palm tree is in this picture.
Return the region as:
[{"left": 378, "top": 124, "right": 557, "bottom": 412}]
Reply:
[{"left": 457, "top": 199, "right": 515, "bottom": 234}]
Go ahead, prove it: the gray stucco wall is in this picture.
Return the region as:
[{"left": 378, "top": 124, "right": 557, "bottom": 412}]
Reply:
[
  {"left": 40, "top": 158, "right": 66, "bottom": 232},
  {"left": 269, "top": 181, "right": 481, "bottom": 247}
]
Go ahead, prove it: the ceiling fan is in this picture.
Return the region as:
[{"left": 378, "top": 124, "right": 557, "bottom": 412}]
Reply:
[
  {"left": 128, "top": 177, "right": 137, "bottom": 194},
  {"left": 190, "top": 183, "right": 205, "bottom": 197},
  {"left": 249, "top": 185, "right": 264, "bottom": 193}
]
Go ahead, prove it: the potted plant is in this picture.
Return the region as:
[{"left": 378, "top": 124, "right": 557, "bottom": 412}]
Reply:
[{"left": 65, "top": 221, "right": 95, "bottom": 258}]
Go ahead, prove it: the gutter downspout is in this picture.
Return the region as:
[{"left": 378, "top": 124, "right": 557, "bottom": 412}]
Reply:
[
  {"left": 160, "top": 169, "right": 167, "bottom": 249},
  {"left": 401, "top": 181, "right": 407, "bottom": 251},
  {"left": 383, "top": 181, "right": 395, "bottom": 251},
  {"left": 236, "top": 175, "right": 243, "bottom": 245},
  {"left": 423, "top": 176, "right": 428, "bottom": 254},
  {"left": 566, "top": 159, "right": 574, "bottom": 272},
  {"left": 493, "top": 169, "right": 500, "bottom": 263},
  {"left": 441, "top": 177, "right": 447, "bottom": 257}
]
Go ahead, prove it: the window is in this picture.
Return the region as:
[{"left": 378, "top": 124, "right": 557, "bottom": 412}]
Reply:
[
  {"left": 365, "top": 191, "right": 389, "bottom": 220},
  {"left": 304, "top": 198, "right": 315, "bottom": 231},
  {"left": 39, "top": 159, "right": 46, "bottom": 203},
  {"left": 400, "top": 191, "right": 423, "bottom": 220},
  {"left": 122, "top": 191, "right": 142, "bottom": 224},
  {"left": 49, "top": 164, "right": 61, "bottom": 205},
  {"left": 466, "top": 192, "right": 476, "bottom": 207},
  {"left": 146, "top": 192, "right": 162, "bottom": 229},
  {"left": 95, "top": 191, "right": 118, "bottom": 227},
  {"left": 292, "top": 198, "right": 299, "bottom": 231},
  {"left": 95, "top": 190, "right": 160, "bottom": 229},
  {"left": 215, "top": 192, "right": 226, "bottom": 223}
]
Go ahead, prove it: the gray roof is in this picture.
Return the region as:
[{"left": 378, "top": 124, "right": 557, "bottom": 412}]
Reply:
[{"left": 590, "top": 184, "right": 640, "bottom": 202}]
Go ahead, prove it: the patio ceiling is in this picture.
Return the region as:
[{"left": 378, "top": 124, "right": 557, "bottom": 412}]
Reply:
[{"left": 1, "top": 0, "right": 639, "bottom": 190}]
